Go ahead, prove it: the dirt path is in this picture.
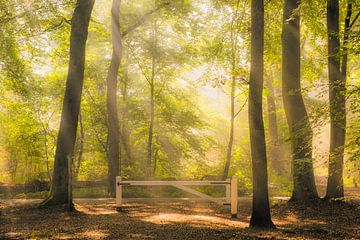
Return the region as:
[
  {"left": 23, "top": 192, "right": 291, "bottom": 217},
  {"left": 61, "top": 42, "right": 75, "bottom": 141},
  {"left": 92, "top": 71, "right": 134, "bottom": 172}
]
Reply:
[{"left": 1, "top": 198, "right": 360, "bottom": 239}]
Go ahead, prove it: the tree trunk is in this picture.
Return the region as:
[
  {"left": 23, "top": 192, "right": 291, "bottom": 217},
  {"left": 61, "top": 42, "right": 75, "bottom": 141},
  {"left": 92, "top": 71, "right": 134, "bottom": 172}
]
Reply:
[
  {"left": 147, "top": 20, "right": 157, "bottom": 177},
  {"left": 74, "top": 111, "right": 84, "bottom": 179},
  {"left": 223, "top": 74, "right": 235, "bottom": 180},
  {"left": 223, "top": 2, "right": 240, "bottom": 180},
  {"left": 325, "top": 0, "right": 349, "bottom": 199},
  {"left": 40, "top": 0, "right": 94, "bottom": 207},
  {"left": 120, "top": 50, "right": 132, "bottom": 168},
  {"left": 153, "top": 148, "right": 159, "bottom": 176},
  {"left": 107, "top": 0, "right": 122, "bottom": 197},
  {"left": 119, "top": 6, "right": 168, "bottom": 170},
  {"left": 341, "top": 3, "right": 352, "bottom": 79},
  {"left": 265, "top": 76, "right": 283, "bottom": 176},
  {"left": 42, "top": 122, "right": 52, "bottom": 183},
  {"left": 282, "top": 0, "right": 318, "bottom": 202},
  {"left": 249, "top": 0, "right": 275, "bottom": 229}
]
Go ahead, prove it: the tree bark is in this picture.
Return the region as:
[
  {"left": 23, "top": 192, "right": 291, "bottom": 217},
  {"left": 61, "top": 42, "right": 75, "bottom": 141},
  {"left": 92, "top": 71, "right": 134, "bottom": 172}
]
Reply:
[
  {"left": 325, "top": 0, "right": 350, "bottom": 199},
  {"left": 74, "top": 111, "right": 84, "bottom": 179},
  {"left": 107, "top": 0, "right": 122, "bottom": 197},
  {"left": 282, "top": 0, "right": 318, "bottom": 202},
  {"left": 42, "top": 122, "right": 52, "bottom": 183},
  {"left": 249, "top": 0, "right": 275, "bottom": 229},
  {"left": 40, "top": 0, "right": 94, "bottom": 207},
  {"left": 120, "top": 50, "right": 132, "bottom": 167},
  {"left": 223, "top": 73, "right": 235, "bottom": 180},
  {"left": 147, "top": 20, "right": 157, "bottom": 177}
]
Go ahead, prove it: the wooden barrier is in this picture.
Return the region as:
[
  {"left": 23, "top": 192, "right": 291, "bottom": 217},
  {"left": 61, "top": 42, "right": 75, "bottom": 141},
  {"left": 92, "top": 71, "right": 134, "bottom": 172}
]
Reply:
[{"left": 116, "top": 176, "right": 238, "bottom": 218}]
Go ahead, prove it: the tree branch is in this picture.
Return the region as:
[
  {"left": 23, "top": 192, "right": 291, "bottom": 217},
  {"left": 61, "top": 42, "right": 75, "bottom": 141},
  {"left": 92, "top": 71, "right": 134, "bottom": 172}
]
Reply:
[
  {"left": 234, "top": 98, "right": 248, "bottom": 118},
  {"left": 350, "top": 11, "right": 360, "bottom": 29},
  {"left": 121, "top": 2, "right": 170, "bottom": 37}
]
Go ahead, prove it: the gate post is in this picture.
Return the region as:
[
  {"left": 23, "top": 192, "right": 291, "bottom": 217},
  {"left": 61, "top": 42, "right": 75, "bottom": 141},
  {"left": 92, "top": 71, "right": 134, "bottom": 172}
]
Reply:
[
  {"left": 116, "top": 176, "right": 122, "bottom": 205},
  {"left": 230, "top": 176, "right": 238, "bottom": 218},
  {"left": 226, "top": 178, "right": 231, "bottom": 204}
]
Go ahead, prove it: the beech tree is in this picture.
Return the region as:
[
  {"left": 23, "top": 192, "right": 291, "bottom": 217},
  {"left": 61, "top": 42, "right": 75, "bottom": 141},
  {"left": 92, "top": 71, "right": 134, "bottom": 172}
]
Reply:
[
  {"left": 282, "top": 0, "right": 318, "bottom": 201},
  {"left": 326, "top": 0, "right": 344, "bottom": 199},
  {"left": 106, "top": 1, "right": 170, "bottom": 192},
  {"left": 147, "top": 19, "right": 158, "bottom": 177},
  {"left": 249, "top": 0, "right": 274, "bottom": 229},
  {"left": 41, "top": 0, "right": 95, "bottom": 206},
  {"left": 106, "top": 0, "right": 122, "bottom": 197},
  {"left": 325, "top": 0, "right": 357, "bottom": 199}
]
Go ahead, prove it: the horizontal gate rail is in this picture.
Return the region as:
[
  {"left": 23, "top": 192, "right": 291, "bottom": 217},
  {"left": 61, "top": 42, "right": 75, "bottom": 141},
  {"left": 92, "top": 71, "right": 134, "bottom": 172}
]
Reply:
[{"left": 118, "top": 180, "right": 229, "bottom": 186}]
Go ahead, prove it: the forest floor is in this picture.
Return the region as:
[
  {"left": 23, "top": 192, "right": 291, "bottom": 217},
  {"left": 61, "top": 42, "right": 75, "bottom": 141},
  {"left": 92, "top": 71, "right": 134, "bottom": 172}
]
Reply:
[{"left": 1, "top": 194, "right": 360, "bottom": 240}]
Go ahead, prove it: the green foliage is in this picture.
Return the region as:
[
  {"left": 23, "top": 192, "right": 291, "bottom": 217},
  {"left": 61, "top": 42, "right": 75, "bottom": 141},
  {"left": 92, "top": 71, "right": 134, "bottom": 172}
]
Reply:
[{"left": 0, "top": 0, "right": 360, "bottom": 199}]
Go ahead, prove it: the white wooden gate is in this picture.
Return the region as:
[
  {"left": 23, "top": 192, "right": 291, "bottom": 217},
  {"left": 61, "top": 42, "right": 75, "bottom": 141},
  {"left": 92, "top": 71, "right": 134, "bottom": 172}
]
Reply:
[{"left": 116, "top": 176, "right": 238, "bottom": 218}]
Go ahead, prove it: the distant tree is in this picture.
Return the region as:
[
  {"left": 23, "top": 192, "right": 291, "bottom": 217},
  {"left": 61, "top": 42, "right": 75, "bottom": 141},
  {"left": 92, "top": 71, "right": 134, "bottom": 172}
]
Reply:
[
  {"left": 325, "top": 0, "right": 355, "bottom": 199},
  {"left": 223, "top": 0, "right": 242, "bottom": 180},
  {"left": 120, "top": 50, "right": 132, "bottom": 169},
  {"left": 106, "top": 1, "right": 171, "bottom": 190},
  {"left": 265, "top": 74, "right": 283, "bottom": 176},
  {"left": 147, "top": 18, "right": 157, "bottom": 177},
  {"left": 282, "top": 0, "right": 318, "bottom": 202},
  {"left": 106, "top": 0, "right": 122, "bottom": 197},
  {"left": 40, "top": 0, "right": 95, "bottom": 207},
  {"left": 248, "top": 0, "right": 275, "bottom": 228}
]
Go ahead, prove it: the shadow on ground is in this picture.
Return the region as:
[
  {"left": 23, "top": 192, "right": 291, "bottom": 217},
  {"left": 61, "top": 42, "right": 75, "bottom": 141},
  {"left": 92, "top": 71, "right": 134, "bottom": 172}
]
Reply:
[{"left": 0, "top": 198, "right": 360, "bottom": 239}]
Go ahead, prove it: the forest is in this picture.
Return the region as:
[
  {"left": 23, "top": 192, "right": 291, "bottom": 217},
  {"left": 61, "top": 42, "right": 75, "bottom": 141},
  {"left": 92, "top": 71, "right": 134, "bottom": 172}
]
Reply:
[{"left": 1, "top": 0, "right": 360, "bottom": 239}]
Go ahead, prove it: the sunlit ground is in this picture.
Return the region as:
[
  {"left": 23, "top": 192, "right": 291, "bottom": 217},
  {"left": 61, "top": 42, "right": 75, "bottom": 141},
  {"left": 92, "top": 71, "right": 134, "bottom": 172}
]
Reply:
[{"left": 1, "top": 197, "right": 360, "bottom": 239}]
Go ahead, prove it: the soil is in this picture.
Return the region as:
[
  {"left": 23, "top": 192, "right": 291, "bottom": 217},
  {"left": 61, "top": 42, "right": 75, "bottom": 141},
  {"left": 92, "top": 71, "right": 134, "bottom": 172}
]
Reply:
[{"left": 1, "top": 197, "right": 360, "bottom": 240}]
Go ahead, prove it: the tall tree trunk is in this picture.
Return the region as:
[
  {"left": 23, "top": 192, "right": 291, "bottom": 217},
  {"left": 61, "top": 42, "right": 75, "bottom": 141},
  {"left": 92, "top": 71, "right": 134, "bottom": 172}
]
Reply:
[
  {"left": 325, "top": 0, "right": 350, "bottom": 199},
  {"left": 40, "top": 0, "right": 94, "bottom": 207},
  {"left": 249, "top": 0, "right": 275, "bottom": 229},
  {"left": 107, "top": 0, "right": 122, "bottom": 197},
  {"left": 282, "top": 0, "right": 318, "bottom": 202},
  {"left": 265, "top": 75, "right": 283, "bottom": 176},
  {"left": 147, "top": 20, "right": 157, "bottom": 177}
]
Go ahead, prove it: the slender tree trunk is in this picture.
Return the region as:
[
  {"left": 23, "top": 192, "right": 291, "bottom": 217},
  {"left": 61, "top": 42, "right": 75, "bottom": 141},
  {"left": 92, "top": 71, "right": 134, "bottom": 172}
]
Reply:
[
  {"left": 223, "top": 74, "right": 235, "bottom": 180},
  {"left": 265, "top": 76, "right": 283, "bottom": 175},
  {"left": 119, "top": 6, "right": 168, "bottom": 170},
  {"left": 75, "top": 111, "right": 84, "bottom": 179},
  {"left": 107, "top": 0, "right": 122, "bottom": 197},
  {"left": 120, "top": 50, "right": 132, "bottom": 167},
  {"left": 223, "top": 2, "right": 240, "bottom": 180},
  {"left": 249, "top": 0, "right": 275, "bottom": 229},
  {"left": 147, "top": 57, "right": 155, "bottom": 177},
  {"left": 147, "top": 20, "right": 157, "bottom": 177},
  {"left": 326, "top": 0, "right": 350, "bottom": 199},
  {"left": 40, "top": 0, "right": 94, "bottom": 207},
  {"left": 282, "top": 0, "right": 318, "bottom": 202}
]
